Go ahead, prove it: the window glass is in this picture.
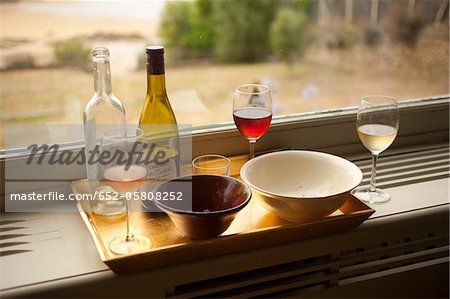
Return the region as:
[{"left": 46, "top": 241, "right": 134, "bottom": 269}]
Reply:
[{"left": 1, "top": 0, "right": 448, "bottom": 149}]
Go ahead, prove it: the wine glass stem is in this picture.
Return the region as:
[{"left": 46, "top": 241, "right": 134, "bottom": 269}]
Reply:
[
  {"left": 249, "top": 140, "right": 256, "bottom": 159},
  {"left": 369, "top": 154, "right": 378, "bottom": 193},
  {"left": 125, "top": 195, "right": 134, "bottom": 242}
]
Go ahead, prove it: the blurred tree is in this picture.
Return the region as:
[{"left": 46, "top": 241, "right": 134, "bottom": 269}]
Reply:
[
  {"left": 270, "top": 7, "right": 309, "bottom": 64},
  {"left": 54, "top": 39, "right": 91, "bottom": 71},
  {"left": 161, "top": 0, "right": 215, "bottom": 58},
  {"left": 388, "top": 1, "right": 424, "bottom": 47},
  {"left": 187, "top": 0, "right": 216, "bottom": 57},
  {"left": 213, "top": 0, "right": 279, "bottom": 62},
  {"left": 161, "top": 1, "right": 191, "bottom": 50},
  {"left": 161, "top": 0, "right": 312, "bottom": 63}
]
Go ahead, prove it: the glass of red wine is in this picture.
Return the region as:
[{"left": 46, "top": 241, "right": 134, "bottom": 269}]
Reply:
[
  {"left": 233, "top": 84, "right": 272, "bottom": 159},
  {"left": 101, "top": 126, "right": 151, "bottom": 255}
]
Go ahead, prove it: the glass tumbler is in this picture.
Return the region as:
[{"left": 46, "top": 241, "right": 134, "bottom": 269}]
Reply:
[{"left": 192, "top": 154, "right": 231, "bottom": 176}]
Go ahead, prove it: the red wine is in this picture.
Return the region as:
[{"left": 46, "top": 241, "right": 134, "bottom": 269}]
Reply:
[
  {"left": 233, "top": 108, "right": 272, "bottom": 140},
  {"left": 104, "top": 165, "right": 147, "bottom": 194}
]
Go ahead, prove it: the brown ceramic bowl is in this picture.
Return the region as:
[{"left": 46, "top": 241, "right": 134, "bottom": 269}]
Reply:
[{"left": 154, "top": 175, "right": 252, "bottom": 239}]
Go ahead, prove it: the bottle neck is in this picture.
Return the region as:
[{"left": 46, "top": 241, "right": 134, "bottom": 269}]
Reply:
[
  {"left": 93, "top": 59, "right": 112, "bottom": 95},
  {"left": 147, "top": 73, "right": 167, "bottom": 96}
]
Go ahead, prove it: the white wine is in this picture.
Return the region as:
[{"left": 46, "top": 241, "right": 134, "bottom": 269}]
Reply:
[
  {"left": 358, "top": 124, "right": 397, "bottom": 154},
  {"left": 138, "top": 46, "right": 180, "bottom": 210}
]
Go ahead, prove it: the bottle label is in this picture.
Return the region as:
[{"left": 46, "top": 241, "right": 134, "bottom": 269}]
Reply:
[{"left": 140, "top": 144, "right": 180, "bottom": 211}]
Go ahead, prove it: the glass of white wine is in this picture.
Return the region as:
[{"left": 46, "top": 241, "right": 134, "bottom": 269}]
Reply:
[{"left": 352, "top": 95, "right": 399, "bottom": 204}]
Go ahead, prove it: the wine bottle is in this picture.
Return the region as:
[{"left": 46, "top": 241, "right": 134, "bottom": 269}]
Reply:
[
  {"left": 83, "top": 47, "right": 126, "bottom": 216},
  {"left": 139, "top": 46, "right": 180, "bottom": 211}
]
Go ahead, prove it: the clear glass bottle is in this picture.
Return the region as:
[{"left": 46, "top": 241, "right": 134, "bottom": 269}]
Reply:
[
  {"left": 84, "top": 47, "right": 126, "bottom": 216},
  {"left": 138, "top": 46, "right": 180, "bottom": 211}
]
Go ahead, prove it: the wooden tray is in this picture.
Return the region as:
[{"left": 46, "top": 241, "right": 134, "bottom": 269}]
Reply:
[{"left": 71, "top": 180, "right": 375, "bottom": 274}]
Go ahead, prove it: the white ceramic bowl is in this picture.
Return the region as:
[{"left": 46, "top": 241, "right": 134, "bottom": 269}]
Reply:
[{"left": 240, "top": 150, "right": 363, "bottom": 222}]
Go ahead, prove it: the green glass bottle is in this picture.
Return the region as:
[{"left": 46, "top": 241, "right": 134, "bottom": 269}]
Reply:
[{"left": 138, "top": 46, "right": 180, "bottom": 210}]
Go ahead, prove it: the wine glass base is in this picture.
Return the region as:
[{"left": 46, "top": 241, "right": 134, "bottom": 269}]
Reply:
[
  {"left": 109, "top": 235, "right": 151, "bottom": 255},
  {"left": 352, "top": 187, "right": 391, "bottom": 204}
]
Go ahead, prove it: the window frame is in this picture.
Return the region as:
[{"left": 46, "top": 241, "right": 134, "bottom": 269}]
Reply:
[
  {"left": 190, "top": 95, "right": 449, "bottom": 157},
  {"left": 1, "top": 95, "right": 448, "bottom": 158}
]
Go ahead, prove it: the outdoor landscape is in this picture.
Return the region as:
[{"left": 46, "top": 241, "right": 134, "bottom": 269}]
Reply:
[{"left": 0, "top": 0, "right": 449, "bottom": 148}]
